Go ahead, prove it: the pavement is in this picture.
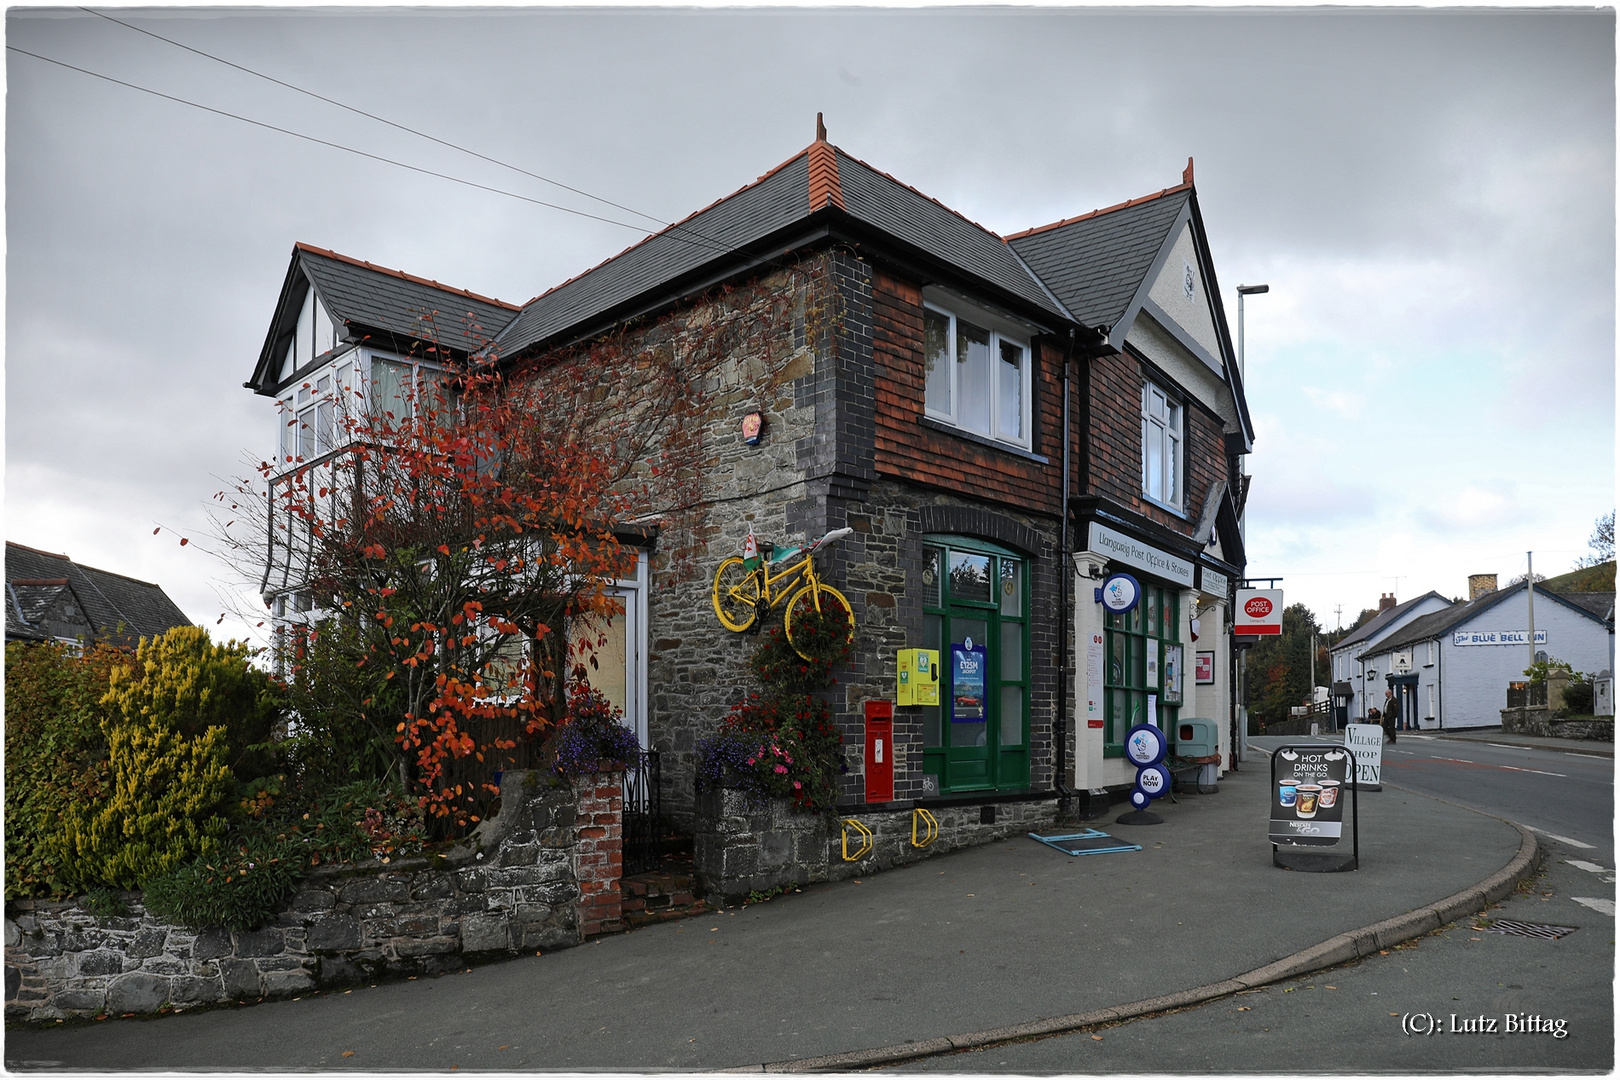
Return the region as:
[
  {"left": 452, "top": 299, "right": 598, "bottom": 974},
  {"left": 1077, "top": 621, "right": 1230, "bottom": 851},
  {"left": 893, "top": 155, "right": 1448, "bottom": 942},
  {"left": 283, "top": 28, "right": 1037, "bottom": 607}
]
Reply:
[{"left": 5, "top": 757, "right": 1540, "bottom": 1072}]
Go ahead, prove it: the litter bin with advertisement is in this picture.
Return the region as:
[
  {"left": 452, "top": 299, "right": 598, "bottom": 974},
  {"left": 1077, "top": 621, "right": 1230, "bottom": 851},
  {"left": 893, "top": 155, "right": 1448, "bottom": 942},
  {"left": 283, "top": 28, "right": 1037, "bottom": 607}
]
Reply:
[{"left": 1171, "top": 717, "right": 1222, "bottom": 794}]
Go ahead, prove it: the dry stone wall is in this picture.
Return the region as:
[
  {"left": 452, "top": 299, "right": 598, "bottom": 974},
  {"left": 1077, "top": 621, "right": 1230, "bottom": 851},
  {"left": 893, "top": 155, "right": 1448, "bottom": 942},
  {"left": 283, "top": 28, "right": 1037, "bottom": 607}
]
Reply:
[{"left": 4, "top": 770, "right": 621, "bottom": 1023}]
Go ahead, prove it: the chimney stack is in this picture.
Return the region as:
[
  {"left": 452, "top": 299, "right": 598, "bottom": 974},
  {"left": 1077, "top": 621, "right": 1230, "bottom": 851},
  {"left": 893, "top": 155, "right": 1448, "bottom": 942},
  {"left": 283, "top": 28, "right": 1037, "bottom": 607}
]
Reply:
[
  {"left": 1378, "top": 593, "right": 1397, "bottom": 612},
  {"left": 1468, "top": 573, "right": 1498, "bottom": 601}
]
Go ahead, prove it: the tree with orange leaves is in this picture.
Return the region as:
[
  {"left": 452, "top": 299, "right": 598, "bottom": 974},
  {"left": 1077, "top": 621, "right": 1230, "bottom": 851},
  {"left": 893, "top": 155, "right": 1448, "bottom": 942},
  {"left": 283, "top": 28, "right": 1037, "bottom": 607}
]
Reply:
[{"left": 265, "top": 359, "right": 639, "bottom": 833}]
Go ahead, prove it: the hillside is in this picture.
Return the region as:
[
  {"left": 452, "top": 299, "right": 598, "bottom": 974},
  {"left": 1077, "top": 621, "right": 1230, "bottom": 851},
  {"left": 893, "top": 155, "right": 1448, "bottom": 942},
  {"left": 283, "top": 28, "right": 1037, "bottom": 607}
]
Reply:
[{"left": 1543, "top": 560, "right": 1616, "bottom": 594}]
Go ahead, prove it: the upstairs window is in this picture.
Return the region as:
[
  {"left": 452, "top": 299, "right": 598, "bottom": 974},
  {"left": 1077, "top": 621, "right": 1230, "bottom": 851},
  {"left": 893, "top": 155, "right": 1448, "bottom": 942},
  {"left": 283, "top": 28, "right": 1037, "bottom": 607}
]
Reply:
[
  {"left": 923, "top": 300, "right": 1031, "bottom": 450},
  {"left": 1142, "top": 381, "right": 1182, "bottom": 509}
]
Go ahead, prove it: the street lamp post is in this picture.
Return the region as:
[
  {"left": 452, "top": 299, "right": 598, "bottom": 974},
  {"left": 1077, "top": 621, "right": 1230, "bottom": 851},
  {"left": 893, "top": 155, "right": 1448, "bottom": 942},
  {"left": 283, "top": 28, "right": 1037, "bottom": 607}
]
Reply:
[
  {"left": 1232, "top": 284, "right": 1268, "bottom": 767},
  {"left": 1236, "top": 283, "right": 1270, "bottom": 379}
]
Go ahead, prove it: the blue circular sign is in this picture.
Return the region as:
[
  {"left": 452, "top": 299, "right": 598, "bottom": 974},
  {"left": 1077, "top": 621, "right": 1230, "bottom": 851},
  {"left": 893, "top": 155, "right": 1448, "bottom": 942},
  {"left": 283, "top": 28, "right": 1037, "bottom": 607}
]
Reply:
[
  {"left": 1135, "top": 763, "right": 1173, "bottom": 800},
  {"left": 1128, "top": 788, "right": 1151, "bottom": 810},
  {"left": 1124, "top": 723, "right": 1168, "bottom": 767},
  {"left": 1098, "top": 573, "right": 1141, "bottom": 614}
]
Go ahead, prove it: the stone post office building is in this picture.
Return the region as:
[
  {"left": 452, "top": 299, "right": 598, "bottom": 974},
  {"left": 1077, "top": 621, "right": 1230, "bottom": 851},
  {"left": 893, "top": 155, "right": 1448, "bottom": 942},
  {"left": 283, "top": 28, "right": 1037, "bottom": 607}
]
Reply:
[{"left": 247, "top": 128, "right": 1253, "bottom": 828}]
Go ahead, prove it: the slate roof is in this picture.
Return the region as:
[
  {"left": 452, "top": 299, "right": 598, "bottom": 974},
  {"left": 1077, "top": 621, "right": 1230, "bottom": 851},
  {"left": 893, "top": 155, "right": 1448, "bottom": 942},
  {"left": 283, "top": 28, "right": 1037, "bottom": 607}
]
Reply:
[
  {"left": 1330, "top": 591, "right": 1452, "bottom": 654},
  {"left": 6, "top": 542, "right": 193, "bottom": 645},
  {"left": 1370, "top": 583, "right": 1613, "bottom": 656},
  {"left": 1007, "top": 186, "right": 1191, "bottom": 332},
  {"left": 490, "top": 142, "right": 1072, "bottom": 357},
  {"left": 299, "top": 245, "right": 520, "bottom": 355},
  {"left": 1556, "top": 590, "right": 1616, "bottom": 623},
  {"left": 250, "top": 245, "right": 521, "bottom": 394}
]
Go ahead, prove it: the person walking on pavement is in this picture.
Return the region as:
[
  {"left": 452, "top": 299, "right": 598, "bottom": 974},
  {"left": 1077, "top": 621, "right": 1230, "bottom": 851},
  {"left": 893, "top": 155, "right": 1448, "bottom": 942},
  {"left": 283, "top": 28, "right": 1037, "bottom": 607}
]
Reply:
[{"left": 1381, "top": 690, "right": 1398, "bottom": 744}]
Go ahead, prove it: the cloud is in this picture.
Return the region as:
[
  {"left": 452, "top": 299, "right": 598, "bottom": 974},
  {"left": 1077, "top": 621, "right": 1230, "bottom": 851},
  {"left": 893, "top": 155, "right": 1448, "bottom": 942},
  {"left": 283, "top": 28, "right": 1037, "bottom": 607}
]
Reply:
[{"left": 1415, "top": 486, "right": 1519, "bottom": 532}]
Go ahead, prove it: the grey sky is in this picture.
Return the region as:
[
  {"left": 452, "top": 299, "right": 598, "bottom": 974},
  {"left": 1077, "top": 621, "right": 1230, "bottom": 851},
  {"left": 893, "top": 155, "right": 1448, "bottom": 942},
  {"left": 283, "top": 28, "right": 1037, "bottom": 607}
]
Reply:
[{"left": 6, "top": 5, "right": 1614, "bottom": 643}]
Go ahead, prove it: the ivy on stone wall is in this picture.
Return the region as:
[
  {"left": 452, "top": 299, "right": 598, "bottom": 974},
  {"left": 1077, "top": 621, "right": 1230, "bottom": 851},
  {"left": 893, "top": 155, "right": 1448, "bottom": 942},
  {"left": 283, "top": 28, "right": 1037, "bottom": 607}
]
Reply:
[{"left": 698, "top": 603, "right": 852, "bottom": 811}]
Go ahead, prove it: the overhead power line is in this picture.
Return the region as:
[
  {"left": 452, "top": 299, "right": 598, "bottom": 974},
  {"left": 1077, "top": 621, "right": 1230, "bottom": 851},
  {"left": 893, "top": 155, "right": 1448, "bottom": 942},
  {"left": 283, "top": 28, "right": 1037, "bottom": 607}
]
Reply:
[
  {"left": 9, "top": 45, "right": 734, "bottom": 248},
  {"left": 80, "top": 7, "right": 678, "bottom": 236}
]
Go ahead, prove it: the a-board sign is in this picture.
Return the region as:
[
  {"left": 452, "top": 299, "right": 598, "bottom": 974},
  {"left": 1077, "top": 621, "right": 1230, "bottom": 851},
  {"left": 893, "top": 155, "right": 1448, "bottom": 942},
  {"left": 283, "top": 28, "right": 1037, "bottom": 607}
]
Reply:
[
  {"left": 1270, "top": 745, "right": 1352, "bottom": 847},
  {"left": 1343, "top": 723, "right": 1385, "bottom": 790}
]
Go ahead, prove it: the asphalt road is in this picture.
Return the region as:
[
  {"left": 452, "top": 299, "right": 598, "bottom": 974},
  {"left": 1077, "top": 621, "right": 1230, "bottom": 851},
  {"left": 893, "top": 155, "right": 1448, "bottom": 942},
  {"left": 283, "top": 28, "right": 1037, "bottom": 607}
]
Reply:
[
  {"left": 1251, "top": 732, "right": 1614, "bottom": 866},
  {"left": 893, "top": 840, "right": 1614, "bottom": 1074},
  {"left": 1386, "top": 734, "right": 1612, "bottom": 864}
]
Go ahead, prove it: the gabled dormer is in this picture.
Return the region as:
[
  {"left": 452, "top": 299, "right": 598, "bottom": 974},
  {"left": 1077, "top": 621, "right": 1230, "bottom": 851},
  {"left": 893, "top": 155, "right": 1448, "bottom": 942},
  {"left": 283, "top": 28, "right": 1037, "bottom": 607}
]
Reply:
[
  {"left": 246, "top": 244, "right": 520, "bottom": 470},
  {"left": 1007, "top": 161, "right": 1254, "bottom": 456}
]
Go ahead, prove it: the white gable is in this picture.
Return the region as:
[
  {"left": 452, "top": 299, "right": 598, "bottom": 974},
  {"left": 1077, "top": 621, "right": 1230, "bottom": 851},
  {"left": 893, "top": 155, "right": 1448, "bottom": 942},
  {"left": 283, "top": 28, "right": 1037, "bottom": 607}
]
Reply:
[
  {"left": 1146, "top": 222, "right": 1221, "bottom": 364},
  {"left": 278, "top": 282, "right": 340, "bottom": 382}
]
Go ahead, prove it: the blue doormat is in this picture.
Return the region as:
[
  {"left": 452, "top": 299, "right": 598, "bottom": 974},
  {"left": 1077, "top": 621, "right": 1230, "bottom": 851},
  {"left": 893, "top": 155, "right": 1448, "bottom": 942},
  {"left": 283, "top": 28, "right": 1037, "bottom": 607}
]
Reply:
[{"left": 1028, "top": 829, "right": 1142, "bottom": 856}]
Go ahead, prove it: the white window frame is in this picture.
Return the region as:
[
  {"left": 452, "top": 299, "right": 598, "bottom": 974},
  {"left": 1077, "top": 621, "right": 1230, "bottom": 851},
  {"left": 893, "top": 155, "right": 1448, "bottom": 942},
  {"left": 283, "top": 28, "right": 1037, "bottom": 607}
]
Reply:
[
  {"left": 1141, "top": 380, "right": 1184, "bottom": 510},
  {"left": 922, "top": 297, "right": 1033, "bottom": 451},
  {"left": 276, "top": 348, "right": 455, "bottom": 467},
  {"left": 365, "top": 350, "right": 448, "bottom": 426}
]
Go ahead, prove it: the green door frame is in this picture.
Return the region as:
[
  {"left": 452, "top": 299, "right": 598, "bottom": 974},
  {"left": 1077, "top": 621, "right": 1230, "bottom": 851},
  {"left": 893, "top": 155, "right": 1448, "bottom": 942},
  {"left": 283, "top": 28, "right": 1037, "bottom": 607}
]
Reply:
[{"left": 920, "top": 535, "right": 1029, "bottom": 794}]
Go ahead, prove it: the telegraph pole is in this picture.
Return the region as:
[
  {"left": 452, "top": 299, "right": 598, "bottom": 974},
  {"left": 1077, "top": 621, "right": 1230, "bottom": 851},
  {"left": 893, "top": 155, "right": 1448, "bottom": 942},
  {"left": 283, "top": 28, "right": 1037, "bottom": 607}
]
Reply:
[{"left": 1526, "top": 551, "right": 1536, "bottom": 671}]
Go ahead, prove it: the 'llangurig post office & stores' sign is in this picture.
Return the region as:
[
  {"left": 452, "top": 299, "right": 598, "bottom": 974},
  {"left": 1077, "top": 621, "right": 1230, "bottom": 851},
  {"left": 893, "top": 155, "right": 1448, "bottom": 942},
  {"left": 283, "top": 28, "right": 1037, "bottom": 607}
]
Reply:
[{"left": 1087, "top": 524, "right": 1195, "bottom": 587}]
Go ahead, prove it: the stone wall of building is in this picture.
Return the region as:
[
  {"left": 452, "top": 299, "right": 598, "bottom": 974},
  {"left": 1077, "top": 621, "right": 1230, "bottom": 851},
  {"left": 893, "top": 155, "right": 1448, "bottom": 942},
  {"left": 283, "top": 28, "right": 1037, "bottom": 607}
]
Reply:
[
  {"left": 694, "top": 786, "right": 1059, "bottom": 903},
  {"left": 4, "top": 770, "right": 621, "bottom": 1023},
  {"left": 632, "top": 258, "right": 842, "bottom": 829}
]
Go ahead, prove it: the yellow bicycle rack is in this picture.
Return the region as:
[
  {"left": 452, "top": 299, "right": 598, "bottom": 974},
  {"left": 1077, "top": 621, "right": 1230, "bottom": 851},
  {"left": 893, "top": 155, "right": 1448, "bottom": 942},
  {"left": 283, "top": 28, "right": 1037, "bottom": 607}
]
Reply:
[
  {"left": 840, "top": 818, "right": 873, "bottom": 862},
  {"left": 911, "top": 808, "right": 939, "bottom": 849}
]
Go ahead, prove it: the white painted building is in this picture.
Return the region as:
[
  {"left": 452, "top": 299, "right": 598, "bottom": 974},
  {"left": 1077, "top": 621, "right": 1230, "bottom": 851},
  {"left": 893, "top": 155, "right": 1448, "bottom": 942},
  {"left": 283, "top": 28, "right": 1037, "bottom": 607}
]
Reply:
[
  {"left": 1328, "top": 591, "right": 1454, "bottom": 722},
  {"left": 1359, "top": 583, "right": 1614, "bottom": 730}
]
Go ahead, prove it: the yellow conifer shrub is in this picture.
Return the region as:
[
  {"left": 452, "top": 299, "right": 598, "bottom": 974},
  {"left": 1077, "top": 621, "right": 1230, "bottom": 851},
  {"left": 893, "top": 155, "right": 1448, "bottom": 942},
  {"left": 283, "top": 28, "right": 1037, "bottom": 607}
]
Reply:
[
  {"left": 54, "top": 627, "right": 277, "bottom": 889},
  {"left": 60, "top": 721, "right": 232, "bottom": 888}
]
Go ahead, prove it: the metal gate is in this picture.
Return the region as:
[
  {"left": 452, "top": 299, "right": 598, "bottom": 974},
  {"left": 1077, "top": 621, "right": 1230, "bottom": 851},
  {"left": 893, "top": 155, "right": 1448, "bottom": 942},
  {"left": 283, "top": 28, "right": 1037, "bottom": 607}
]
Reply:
[{"left": 621, "top": 749, "right": 662, "bottom": 876}]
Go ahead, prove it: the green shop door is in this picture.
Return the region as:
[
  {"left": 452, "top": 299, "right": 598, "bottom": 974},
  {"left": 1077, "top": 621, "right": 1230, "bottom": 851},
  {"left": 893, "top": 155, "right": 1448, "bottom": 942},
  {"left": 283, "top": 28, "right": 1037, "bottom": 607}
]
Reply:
[{"left": 921, "top": 539, "right": 1029, "bottom": 794}]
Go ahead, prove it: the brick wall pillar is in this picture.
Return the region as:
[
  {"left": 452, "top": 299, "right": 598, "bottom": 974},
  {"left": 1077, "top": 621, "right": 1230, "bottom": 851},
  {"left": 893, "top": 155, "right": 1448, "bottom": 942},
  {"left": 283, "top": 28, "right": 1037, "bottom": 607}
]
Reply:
[{"left": 572, "top": 771, "right": 624, "bottom": 938}]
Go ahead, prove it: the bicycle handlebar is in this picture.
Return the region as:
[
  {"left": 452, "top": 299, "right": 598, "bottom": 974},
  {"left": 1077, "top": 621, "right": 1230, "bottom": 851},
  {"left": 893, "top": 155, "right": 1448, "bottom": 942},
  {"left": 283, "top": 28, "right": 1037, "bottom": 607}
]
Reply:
[
  {"left": 814, "top": 527, "right": 854, "bottom": 550},
  {"left": 767, "top": 527, "right": 853, "bottom": 565}
]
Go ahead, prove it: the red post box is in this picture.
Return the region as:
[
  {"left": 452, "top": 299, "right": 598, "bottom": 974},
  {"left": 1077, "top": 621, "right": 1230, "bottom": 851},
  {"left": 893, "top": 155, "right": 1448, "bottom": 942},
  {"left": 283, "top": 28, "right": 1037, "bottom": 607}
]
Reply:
[{"left": 864, "top": 700, "right": 894, "bottom": 803}]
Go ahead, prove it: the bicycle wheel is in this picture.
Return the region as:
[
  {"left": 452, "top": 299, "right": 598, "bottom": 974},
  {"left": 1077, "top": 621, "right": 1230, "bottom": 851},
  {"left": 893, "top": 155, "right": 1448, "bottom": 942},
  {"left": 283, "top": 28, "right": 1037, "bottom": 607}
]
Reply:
[
  {"left": 712, "top": 557, "right": 761, "bottom": 632},
  {"left": 784, "top": 583, "right": 855, "bottom": 659}
]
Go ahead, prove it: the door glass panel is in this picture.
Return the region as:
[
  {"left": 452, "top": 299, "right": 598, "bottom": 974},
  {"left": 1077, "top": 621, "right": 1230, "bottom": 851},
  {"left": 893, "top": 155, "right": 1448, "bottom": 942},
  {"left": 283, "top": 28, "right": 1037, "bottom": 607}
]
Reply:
[
  {"left": 956, "top": 319, "right": 992, "bottom": 435},
  {"left": 924, "top": 308, "right": 952, "bottom": 416},
  {"left": 949, "top": 617, "right": 988, "bottom": 748},
  {"left": 948, "top": 553, "right": 991, "bottom": 605},
  {"left": 574, "top": 599, "right": 629, "bottom": 717},
  {"left": 1000, "top": 621, "right": 1022, "bottom": 681},
  {"left": 999, "top": 558, "right": 1022, "bottom": 615},
  {"left": 1000, "top": 686, "right": 1023, "bottom": 746}
]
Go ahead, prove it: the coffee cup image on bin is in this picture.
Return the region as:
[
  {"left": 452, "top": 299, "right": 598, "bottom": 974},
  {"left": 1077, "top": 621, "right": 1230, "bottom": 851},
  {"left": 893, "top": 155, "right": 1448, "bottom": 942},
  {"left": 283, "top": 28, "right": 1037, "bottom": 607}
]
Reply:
[
  {"left": 1296, "top": 784, "right": 1323, "bottom": 818},
  {"left": 1278, "top": 779, "right": 1299, "bottom": 807}
]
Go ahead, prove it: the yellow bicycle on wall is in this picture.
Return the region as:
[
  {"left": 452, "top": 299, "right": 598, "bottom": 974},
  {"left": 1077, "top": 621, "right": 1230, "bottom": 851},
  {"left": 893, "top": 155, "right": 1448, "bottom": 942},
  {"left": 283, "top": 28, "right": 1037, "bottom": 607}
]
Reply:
[{"left": 711, "top": 527, "right": 856, "bottom": 658}]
